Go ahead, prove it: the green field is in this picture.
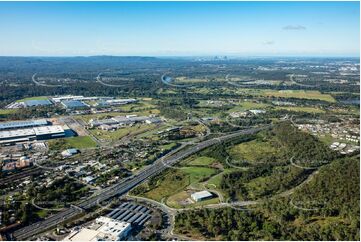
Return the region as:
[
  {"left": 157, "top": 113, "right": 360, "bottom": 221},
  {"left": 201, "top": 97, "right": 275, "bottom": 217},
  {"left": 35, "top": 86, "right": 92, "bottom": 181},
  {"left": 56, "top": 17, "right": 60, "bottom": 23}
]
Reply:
[
  {"left": 228, "top": 101, "right": 269, "bottom": 112},
  {"left": 229, "top": 139, "right": 278, "bottom": 163},
  {"left": 186, "top": 156, "right": 216, "bottom": 166},
  {"left": 89, "top": 124, "right": 156, "bottom": 141},
  {"left": 48, "top": 136, "right": 97, "bottom": 150},
  {"left": 274, "top": 106, "right": 325, "bottom": 113},
  {"left": 0, "top": 109, "right": 17, "bottom": 115},
  {"left": 180, "top": 166, "right": 217, "bottom": 184},
  {"left": 141, "top": 170, "right": 189, "bottom": 202},
  {"left": 16, "top": 96, "right": 49, "bottom": 102},
  {"left": 263, "top": 90, "right": 336, "bottom": 102}
]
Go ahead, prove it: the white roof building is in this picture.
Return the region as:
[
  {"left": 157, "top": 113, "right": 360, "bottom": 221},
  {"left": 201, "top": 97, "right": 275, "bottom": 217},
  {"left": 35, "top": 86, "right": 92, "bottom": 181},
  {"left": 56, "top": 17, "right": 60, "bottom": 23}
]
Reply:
[
  {"left": 191, "top": 190, "right": 213, "bottom": 202},
  {"left": 63, "top": 216, "right": 131, "bottom": 241}
]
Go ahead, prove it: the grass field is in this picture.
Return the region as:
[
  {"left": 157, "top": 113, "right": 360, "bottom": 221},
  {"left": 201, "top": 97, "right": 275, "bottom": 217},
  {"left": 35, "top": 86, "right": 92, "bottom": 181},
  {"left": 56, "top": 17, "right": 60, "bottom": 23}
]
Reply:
[
  {"left": 89, "top": 124, "right": 156, "bottom": 141},
  {"left": 205, "top": 168, "right": 238, "bottom": 189},
  {"left": 16, "top": 96, "right": 49, "bottom": 102},
  {"left": 263, "top": 90, "right": 336, "bottom": 102},
  {"left": 229, "top": 139, "right": 278, "bottom": 163},
  {"left": 142, "top": 170, "right": 189, "bottom": 202},
  {"left": 48, "top": 136, "right": 97, "bottom": 150},
  {"left": 228, "top": 101, "right": 269, "bottom": 112},
  {"left": 186, "top": 156, "right": 216, "bottom": 166},
  {"left": 0, "top": 109, "right": 17, "bottom": 115},
  {"left": 180, "top": 166, "right": 218, "bottom": 184},
  {"left": 141, "top": 166, "right": 217, "bottom": 202},
  {"left": 274, "top": 106, "right": 325, "bottom": 113}
]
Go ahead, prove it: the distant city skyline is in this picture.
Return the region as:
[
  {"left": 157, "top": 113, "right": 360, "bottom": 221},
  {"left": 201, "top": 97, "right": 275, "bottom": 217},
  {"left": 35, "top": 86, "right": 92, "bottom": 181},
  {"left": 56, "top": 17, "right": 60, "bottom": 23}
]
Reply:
[{"left": 0, "top": 1, "right": 359, "bottom": 57}]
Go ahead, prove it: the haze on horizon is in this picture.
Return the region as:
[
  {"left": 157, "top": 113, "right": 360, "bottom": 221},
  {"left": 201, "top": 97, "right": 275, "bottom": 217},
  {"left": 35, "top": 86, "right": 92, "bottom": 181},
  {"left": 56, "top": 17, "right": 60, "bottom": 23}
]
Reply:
[{"left": 0, "top": 1, "right": 359, "bottom": 57}]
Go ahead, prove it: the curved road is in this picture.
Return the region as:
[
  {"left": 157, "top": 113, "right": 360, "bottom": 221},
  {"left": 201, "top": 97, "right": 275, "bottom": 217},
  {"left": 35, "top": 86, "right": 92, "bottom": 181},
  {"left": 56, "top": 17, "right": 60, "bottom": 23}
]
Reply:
[{"left": 12, "top": 126, "right": 269, "bottom": 240}]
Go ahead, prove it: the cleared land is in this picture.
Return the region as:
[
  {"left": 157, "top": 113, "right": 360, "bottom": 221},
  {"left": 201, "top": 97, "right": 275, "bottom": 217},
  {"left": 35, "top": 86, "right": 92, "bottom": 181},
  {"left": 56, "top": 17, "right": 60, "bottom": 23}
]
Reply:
[
  {"left": 48, "top": 136, "right": 97, "bottom": 150},
  {"left": 15, "top": 96, "right": 49, "bottom": 102},
  {"left": 229, "top": 139, "right": 278, "bottom": 163},
  {"left": 274, "top": 106, "right": 325, "bottom": 113},
  {"left": 263, "top": 90, "right": 336, "bottom": 102}
]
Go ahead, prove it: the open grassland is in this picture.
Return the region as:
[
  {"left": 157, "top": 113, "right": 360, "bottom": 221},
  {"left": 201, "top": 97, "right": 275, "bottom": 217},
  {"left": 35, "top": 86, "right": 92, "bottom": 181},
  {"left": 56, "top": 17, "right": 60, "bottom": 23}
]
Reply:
[
  {"left": 186, "top": 156, "right": 216, "bottom": 166},
  {"left": 229, "top": 139, "right": 278, "bottom": 163},
  {"left": 48, "top": 136, "right": 97, "bottom": 150},
  {"left": 205, "top": 168, "right": 239, "bottom": 189},
  {"left": 180, "top": 166, "right": 218, "bottom": 184},
  {"left": 263, "top": 90, "right": 336, "bottom": 102},
  {"left": 15, "top": 96, "right": 49, "bottom": 102},
  {"left": 228, "top": 101, "right": 270, "bottom": 112},
  {"left": 0, "top": 109, "right": 17, "bottom": 115},
  {"left": 139, "top": 166, "right": 217, "bottom": 202},
  {"left": 89, "top": 124, "right": 156, "bottom": 141},
  {"left": 274, "top": 106, "right": 325, "bottom": 113},
  {"left": 141, "top": 170, "right": 189, "bottom": 202}
]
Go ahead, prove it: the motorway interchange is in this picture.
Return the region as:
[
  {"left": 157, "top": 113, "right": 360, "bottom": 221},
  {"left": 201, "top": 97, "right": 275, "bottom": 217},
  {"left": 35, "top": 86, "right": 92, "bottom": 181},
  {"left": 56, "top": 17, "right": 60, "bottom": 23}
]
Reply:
[{"left": 12, "top": 126, "right": 268, "bottom": 240}]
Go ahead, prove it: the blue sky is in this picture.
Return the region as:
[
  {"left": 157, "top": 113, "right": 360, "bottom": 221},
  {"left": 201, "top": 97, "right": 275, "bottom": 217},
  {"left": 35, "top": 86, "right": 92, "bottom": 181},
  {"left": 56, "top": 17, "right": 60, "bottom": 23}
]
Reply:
[{"left": 0, "top": 1, "right": 359, "bottom": 56}]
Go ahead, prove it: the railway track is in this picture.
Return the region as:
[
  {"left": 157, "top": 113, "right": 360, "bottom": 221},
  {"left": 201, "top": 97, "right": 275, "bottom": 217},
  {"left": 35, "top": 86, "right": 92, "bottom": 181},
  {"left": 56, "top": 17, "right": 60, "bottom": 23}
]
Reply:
[
  {"left": 12, "top": 126, "right": 268, "bottom": 240},
  {"left": 0, "top": 167, "right": 42, "bottom": 186}
]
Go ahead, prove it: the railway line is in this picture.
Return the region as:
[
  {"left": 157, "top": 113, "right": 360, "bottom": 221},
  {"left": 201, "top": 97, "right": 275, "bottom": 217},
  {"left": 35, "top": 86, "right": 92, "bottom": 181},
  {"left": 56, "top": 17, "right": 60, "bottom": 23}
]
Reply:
[{"left": 12, "top": 126, "right": 268, "bottom": 240}]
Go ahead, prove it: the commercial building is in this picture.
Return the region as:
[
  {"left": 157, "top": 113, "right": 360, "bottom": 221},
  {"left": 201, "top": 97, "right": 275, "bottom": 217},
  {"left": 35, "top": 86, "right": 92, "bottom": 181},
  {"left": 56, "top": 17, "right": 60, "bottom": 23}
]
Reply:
[
  {"left": 89, "top": 115, "right": 160, "bottom": 128},
  {"left": 0, "top": 119, "right": 49, "bottom": 131},
  {"left": 24, "top": 99, "right": 52, "bottom": 107},
  {"left": 52, "top": 95, "right": 113, "bottom": 103},
  {"left": 61, "top": 100, "right": 89, "bottom": 109},
  {"left": 0, "top": 125, "right": 65, "bottom": 145},
  {"left": 191, "top": 190, "right": 213, "bottom": 202},
  {"left": 95, "top": 98, "right": 138, "bottom": 107},
  {"left": 63, "top": 217, "right": 132, "bottom": 241}
]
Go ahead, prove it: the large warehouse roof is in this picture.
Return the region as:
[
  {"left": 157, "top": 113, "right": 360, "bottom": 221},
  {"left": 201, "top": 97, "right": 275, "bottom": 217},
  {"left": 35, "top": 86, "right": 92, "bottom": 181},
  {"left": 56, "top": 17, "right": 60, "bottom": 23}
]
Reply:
[
  {"left": 62, "top": 100, "right": 88, "bottom": 109},
  {"left": 0, "top": 119, "right": 48, "bottom": 130},
  {"left": 24, "top": 99, "right": 52, "bottom": 107},
  {"left": 0, "top": 125, "right": 64, "bottom": 140}
]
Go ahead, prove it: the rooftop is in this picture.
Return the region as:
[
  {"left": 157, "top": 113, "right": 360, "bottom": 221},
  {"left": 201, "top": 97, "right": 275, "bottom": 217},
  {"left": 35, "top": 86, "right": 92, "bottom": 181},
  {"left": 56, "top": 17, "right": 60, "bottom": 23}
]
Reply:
[
  {"left": 24, "top": 99, "right": 52, "bottom": 107},
  {"left": 0, "top": 119, "right": 48, "bottom": 130}
]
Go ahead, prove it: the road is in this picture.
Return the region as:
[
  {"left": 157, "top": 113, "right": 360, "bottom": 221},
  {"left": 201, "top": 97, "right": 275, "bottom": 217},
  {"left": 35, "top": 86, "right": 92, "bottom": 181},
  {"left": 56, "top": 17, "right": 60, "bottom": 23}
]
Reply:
[
  {"left": 32, "top": 73, "right": 62, "bottom": 87},
  {"left": 12, "top": 126, "right": 268, "bottom": 240},
  {"left": 96, "top": 73, "right": 124, "bottom": 87}
]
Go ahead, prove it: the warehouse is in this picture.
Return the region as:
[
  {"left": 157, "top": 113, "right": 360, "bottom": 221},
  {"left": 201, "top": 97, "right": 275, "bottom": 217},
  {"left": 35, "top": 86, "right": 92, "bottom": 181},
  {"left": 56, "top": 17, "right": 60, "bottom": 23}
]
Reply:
[
  {"left": 191, "top": 190, "right": 213, "bottom": 202},
  {"left": 24, "top": 99, "right": 53, "bottom": 107},
  {"left": 61, "top": 100, "right": 88, "bottom": 109},
  {"left": 0, "top": 119, "right": 49, "bottom": 131},
  {"left": 0, "top": 125, "right": 65, "bottom": 145}
]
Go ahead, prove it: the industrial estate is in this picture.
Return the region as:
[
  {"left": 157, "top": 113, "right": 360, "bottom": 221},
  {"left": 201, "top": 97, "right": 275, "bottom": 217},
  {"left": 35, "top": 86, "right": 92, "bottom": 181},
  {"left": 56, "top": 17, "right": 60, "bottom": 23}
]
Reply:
[
  {"left": 0, "top": 1, "right": 359, "bottom": 241},
  {"left": 0, "top": 55, "right": 359, "bottom": 241}
]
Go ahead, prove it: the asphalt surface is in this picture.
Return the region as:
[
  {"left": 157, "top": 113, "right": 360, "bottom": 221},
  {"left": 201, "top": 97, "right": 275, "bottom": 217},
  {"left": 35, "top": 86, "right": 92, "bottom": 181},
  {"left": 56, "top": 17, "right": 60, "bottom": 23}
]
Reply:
[{"left": 12, "top": 126, "right": 268, "bottom": 240}]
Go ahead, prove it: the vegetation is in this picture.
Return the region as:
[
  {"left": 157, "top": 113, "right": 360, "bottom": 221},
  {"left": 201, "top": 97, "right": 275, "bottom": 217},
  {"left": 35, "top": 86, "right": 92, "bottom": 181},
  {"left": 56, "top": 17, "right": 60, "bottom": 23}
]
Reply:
[
  {"left": 175, "top": 156, "right": 359, "bottom": 241},
  {"left": 48, "top": 136, "right": 97, "bottom": 150}
]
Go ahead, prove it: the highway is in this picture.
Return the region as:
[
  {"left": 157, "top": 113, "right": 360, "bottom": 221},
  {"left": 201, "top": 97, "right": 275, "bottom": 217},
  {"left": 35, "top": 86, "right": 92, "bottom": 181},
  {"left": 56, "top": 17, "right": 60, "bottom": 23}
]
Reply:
[{"left": 12, "top": 126, "right": 269, "bottom": 240}]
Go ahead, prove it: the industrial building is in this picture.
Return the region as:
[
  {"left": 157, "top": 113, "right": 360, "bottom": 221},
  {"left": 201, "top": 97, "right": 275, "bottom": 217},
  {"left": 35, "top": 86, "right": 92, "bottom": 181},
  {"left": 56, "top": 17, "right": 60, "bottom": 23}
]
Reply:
[
  {"left": 89, "top": 115, "right": 161, "bottom": 128},
  {"left": 63, "top": 216, "right": 132, "bottom": 241},
  {"left": 61, "top": 100, "right": 89, "bottom": 109},
  {"left": 0, "top": 125, "right": 65, "bottom": 145},
  {"left": 95, "top": 98, "right": 138, "bottom": 107},
  {"left": 191, "top": 190, "right": 213, "bottom": 202},
  {"left": 52, "top": 95, "right": 113, "bottom": 103},
  {"left": 24, "top": 99, "right": 52, "bottom": 107},
  {"left": 0, "top": 119, "right": 49, "bottom": 131}
]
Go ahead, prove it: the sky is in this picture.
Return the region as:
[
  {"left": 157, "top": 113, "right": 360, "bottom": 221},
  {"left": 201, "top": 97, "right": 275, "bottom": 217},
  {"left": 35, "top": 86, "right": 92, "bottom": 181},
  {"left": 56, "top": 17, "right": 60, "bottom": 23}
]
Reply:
[{"left": 0, "top": 1, "right": 359, "bottom": 57}]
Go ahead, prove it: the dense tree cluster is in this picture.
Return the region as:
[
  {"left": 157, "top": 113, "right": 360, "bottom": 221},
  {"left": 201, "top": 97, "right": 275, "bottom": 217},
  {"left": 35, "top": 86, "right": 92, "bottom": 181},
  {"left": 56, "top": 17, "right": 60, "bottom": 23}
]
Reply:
[{"left": 175, "top": 156, "right": 359, "bottom": 240}]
